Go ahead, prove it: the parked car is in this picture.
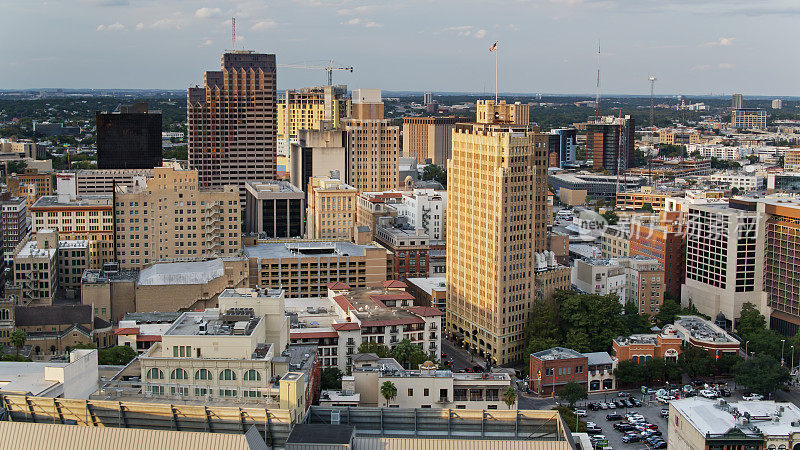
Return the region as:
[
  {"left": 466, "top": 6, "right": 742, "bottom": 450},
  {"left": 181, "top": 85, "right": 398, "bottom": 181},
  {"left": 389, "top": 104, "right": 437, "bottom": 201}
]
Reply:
[
  {"left": 699, "top": 389, "right": 718, "bottom": 399},
  {"left": 606, "top": 414, "right": 624, "bottom": 421},
  {"left": 576, "top": 410, "right": 587, "bottom": 417},
  {"left": 599, "top": 403, "right": 609, "bottom": 410},
  {"left": 586, "top": 422, "right": 597, "bottom": 428},
  {"left": 661, "top": 409, "right": 669, "bottom": 418},
  {"left": 588, "top": 403, "right": 599, "bottom": 411},
  {"left": 719, "top": 388, "right": 731, "bottom": 397},
  {"left": 621, "top": 434, "right": 640, "bottom": 443},
  {"left": 614, "top": 423, "right": 635, "bottom": 432},
  {"left": 652, "top": 440, "right": 667, "bottom": 449},
  {"left": 629, "top": 398, "right": 642, "bottom": 407},
  {"left": 623, "top": 399, "right": 635, "bottom": 408},
  {"left": 586, "top": 426, "right": 603, "bottom": 435},
  {"left": 614, "top": 401, "right": 626, "bottom": 408},
  {"left": 743, "top": 393, "right": 764, "bottom": 401},
  {"left": 606, "top": 402, "right": 616, "bottom": 409}
]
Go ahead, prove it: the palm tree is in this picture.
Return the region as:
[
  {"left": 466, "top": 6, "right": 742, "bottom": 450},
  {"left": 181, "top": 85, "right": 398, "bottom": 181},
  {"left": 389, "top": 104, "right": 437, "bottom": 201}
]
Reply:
[
  {"left": 503, "top": 386, "right": 517, "bottom": 409},
  {"left": 380, "top": 381, "right": 397, "bottom": 407},
  {"left": 10, "top": 329, "right": 26, "bottom": 357}
]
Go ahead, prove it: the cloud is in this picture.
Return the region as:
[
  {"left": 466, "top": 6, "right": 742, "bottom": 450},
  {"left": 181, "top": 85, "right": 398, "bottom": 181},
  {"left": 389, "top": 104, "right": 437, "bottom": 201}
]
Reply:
[
  {"left": 700, "top": 37, "right": 735, "bottom": 47},
  {"left": 96, "top": 21, "right": 126, "bottom": 32},
  {"left": 690, "top": 64, "right": 712, "bottom": 71},
  {"left": 690, "top": 62, "right": 735, "bottom": 71},
  {"left": 81, "top": 0, "right": 129, "bottom": 5},
  {"left": 149, "top": 18, "right": 181, "bottom": 30},
  {"left": 474, "top": 29, "right": 487, "bottom": 38},
  {"left": 337, "top": 5, "right": 377, "bottom": 15},
  {"left": 251, "top": 20, "right": 277, "bottom": 31},
  {"left": 718, "top": 62, "right": 735, "bottom": 69},
  {"left": 345, "top": 18, "right": 361, "bottom": 25},
  {"left": 443, "top": 25, "right": 485, "bottom": 37},
  {"left": 364, "top": 21, "right": 382, "bottom": 28},
  {"left": 195, "top": 7, "right": 222, "bottom": 19},
  {"left": 135, "top": 22, "right": 144, "bottom": 31},
  {"left": 200, "top": 39, "right": 214, "bottom": 47}
]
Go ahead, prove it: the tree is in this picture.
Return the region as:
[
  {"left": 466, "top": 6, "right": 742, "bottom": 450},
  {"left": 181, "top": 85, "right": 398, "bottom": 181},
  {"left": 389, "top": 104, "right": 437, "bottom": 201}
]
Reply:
[
  {"left": 601, "top": 210, "right": 619, "bottom": 226},
  {"left": 731, "top": 187, "right": 740, "bottom": 196},
  {"left": 654, "top": 297, "right": 682, "bottom": 325},
  {"left": 678, "top": 345, "right": 714, "bottom": 378},
  {"left": 614, "top": 359, "right": 648, "bottom": 386},
  {"left": 623, "top": 301, "right": 650, "bottom": 334},
  {"left": 734, "top": 353, "right": 790, "bottom": 396},
  {"left": 380, "top": 381, "right": 397, "bottom": 406},
  {"left": 641, "top": 203, "right": 654, "bottom": 213},
  {"left": 503, "top": 386, "right": 517, "bottom": 409},
  {"left": 715, "top": 353, "right": 741, "bottom": 375},
  {"left": 357, "top": 342, "right": 391, "bottom": 358},
  {"left": 737, "top": 302, "right": 767, "bottom": 338},
  {"left": 421, "top": 164, "right": 447, "bottom": 187},
  {"left": 559, "top": 381, "right": 588, "bottom": 408},
  {"left": 745, "top": 328, "right": 782, "bottom": 361},
  {"left": 9, "top": 329, "right": 26, "bottom": 356},
  {"left": 392, "top": 339, "right": 429, "bottom": 369},
  {"left": 5, "top": 160, "right": 27, "bottom": 176},
  {"left": 321, "top": 367, "right": 344, "bottom": 390},
  {"left": 98, "top": 345, "right": 137, "bottom": 365},
  {"left": 559, "top": 292, "right": 625, "bottom": 352}
]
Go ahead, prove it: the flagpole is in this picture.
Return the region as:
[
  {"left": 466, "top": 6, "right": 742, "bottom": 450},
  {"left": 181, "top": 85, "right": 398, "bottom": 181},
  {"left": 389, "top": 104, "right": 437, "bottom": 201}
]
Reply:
[{"left": 494, "top": 44, "right": 500, "bottom": 105}]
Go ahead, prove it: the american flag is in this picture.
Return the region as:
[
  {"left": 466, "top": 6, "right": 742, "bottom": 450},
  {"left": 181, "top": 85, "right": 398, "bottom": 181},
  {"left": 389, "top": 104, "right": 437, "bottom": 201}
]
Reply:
[{"left": 489, "top": 42, "right": 497, "bottom": 52}]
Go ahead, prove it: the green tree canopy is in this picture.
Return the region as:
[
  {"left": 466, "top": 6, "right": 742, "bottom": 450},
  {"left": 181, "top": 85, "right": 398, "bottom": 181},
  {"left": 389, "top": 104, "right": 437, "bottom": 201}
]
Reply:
[
  {"left": 380, "top": 381, "right": 397, "bottom": 406},
  {"left": 737, "top": 302, "right": 767, "bottom": 338},
  {"left": 392, "top": 339, "right": 429, "bottom": 369},
  {"left": 503, "top": 387, "right": 517, "bottom": 409},
  {"left": 321, "top": 367, "right": 344, "bottom": 390},
  {"left": 601, "top": 210, "right": 619, "bottom": 225},
  {"left": 421, "top": 164, "right": 447, "bottom": 187},
  {"left": 678, "top": 345, "right": 714, "bottom": 378},
  {"left": 10, "top": 329, "right": 26, "bottom": 356},
  {"left": 559, "top": 381, "right": 588, "bottom": 407},
  {"left": 734, "top": 353, "right": 789, "bottom": 396},
  {"left": 357, "top": 342, "right": 391, "bottom": 358}
]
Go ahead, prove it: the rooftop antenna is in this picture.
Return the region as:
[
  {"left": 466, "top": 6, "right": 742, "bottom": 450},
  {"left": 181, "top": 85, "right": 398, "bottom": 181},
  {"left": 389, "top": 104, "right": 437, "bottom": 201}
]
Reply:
[
  {"left": 594, "top": 41, "right": 601, "bottom": 122},
  {"left": 231, "top": 17, "right": 236, "bottom": 50},
  {"left": 649, "top": 76, "right": 657, "bottom": 128}
]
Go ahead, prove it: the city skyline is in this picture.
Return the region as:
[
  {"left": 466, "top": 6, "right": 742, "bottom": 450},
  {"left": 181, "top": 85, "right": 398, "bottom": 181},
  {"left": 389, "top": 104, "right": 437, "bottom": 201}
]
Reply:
[{"left": 2, "top": 0, "right": 800, "bottom": 95}]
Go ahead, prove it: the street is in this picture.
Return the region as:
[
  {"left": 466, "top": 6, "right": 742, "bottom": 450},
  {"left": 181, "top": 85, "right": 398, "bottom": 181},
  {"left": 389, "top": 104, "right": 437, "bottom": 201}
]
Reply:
[{"left": 442, "top": 337, "right": 487, "bottom": 371}]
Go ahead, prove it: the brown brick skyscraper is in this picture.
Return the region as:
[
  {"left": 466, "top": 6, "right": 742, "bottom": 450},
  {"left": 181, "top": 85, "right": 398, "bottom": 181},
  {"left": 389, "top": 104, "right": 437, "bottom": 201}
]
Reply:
[{"left": 187, "top": 51, "right": 277, "bottom": 200}]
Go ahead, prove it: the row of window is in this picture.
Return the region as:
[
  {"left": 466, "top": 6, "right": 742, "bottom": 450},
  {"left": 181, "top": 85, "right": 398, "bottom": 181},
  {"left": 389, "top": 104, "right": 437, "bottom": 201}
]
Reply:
[{"left": 146, "top": 368, "right": 262, "bottom": 382}]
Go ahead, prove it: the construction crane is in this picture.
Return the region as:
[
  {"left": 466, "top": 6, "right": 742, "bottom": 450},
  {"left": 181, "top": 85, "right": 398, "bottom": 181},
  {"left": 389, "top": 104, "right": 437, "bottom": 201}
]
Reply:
[{"left": 278, "top": 59, "right": 354, "bottom": 86}]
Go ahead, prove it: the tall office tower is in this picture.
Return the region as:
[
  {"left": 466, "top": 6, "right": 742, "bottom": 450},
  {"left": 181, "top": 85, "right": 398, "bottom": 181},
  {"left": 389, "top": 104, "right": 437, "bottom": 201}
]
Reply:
[
  {"left": 680, "top": 203, "right": 766, "bottom": 329},
  {"left": 732, "top": 93, "right": 743, "bottom": 109},
  {"left": 0, "top": 194, "right": 29, "bottom": 264},
  {"left": 277, "top": 85, "right": 349, "bottom": 142},
  {"left": 244, "top": 180, "right": 305, "bottom": 237},
  {"left": 114, "top": 165, "right": 241, "bottom": 269},
  {"left": 187, "top": 51, "right": 277, "bottom": 203},
  {"left": 402, "top": 117, "right": 459, "bottom": 166},
  {"left": 475, "top": 100, "right": 530, "bottom": 126},
  {"left": 306, "top": 177, "right": 358, "bottom": 241},
  {"left": 630, "top": 219, "right": 685, "bottom": 298},
  {"left": 96, "top": 103, "right": 163, "bottom": 169},
  {"left": 547, "top": 128, "right": 578, "bottom": 168},
  {"left": 423, "top": 92, "right": 433, "bottom": 105},
  {"left": 587, "top": 115, "right": 635, "bottom": 174},
  {"left": 342, "top": 89, "right": 399, "bottom": 191},
  {"left": 289, "top": 126, "right": 347, "bottom": 194},
  {"left": 446, "top": 103, "right": 549, "bottom": 365}
]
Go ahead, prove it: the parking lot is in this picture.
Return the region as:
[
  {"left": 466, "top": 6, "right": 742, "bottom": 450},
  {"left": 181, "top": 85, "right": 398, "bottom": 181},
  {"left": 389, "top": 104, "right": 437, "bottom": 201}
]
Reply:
[{"left": 576, "top": 390, "right": 670, "bottom": 450}]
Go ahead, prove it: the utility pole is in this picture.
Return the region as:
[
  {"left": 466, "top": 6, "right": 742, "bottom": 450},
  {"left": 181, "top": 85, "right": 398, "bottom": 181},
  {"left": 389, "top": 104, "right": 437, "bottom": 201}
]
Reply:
[{"left": 649, "top": 76, "right": 657, "bottom": 127}]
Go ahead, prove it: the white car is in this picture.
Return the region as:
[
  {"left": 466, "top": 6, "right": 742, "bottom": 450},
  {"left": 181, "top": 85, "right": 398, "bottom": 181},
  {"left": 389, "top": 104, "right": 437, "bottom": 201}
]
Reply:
[
  {"left": 586, "top": 422, "right": 597, "bottom": 428},
  {"left": 699, "top": 389, "right": 718, "bottom": 399},
  {"left": 576, "top": 409, "right": 587, "bottom": 417},
  {"left": 742, "top": 393, "right": 764, "bottom": 401}
]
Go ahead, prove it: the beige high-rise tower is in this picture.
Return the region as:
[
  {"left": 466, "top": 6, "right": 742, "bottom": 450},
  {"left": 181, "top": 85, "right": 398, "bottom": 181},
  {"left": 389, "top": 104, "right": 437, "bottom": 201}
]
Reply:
[
  {"left": 446, "top": 101, "right": 548, "bottom": 365},
  {"left": 187, "top": 51, "right": 277, "bottom": 202},
  {"left": 342, "top": 89, "right": 399, "bottom": 191}
]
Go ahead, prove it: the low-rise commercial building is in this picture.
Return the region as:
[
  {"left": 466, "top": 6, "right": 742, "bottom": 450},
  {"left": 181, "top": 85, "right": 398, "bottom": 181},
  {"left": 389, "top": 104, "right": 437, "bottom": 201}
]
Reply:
[
  {"left": 549, "top": 172, "right": 647, "bottom": 200},
  {"left": 7, "top": 169, "right": 53, "bottom": 206},
  {"left": 342, "top": 356, "right": 515, "bottom": 409},
  {"left": 600, "top": 225, "right": 631, "bottom": 258},
  {"left": 307, "top": 177, "right": 358, "bottom": 241},
  {"left": 669, "top": 398, "right": 800, "bottom": 450},
  {"left": 731, "top": 108, "right": 767, "bottom": 130},
  {"left": 707, "top": 172, "right": 764, "bottom": 191},
  {"left": 244, "top": 181, "right": 305, "bottom": 237},
  {"left": 374, "top": 219, "right": 430, "bottom": 280},
  {"left": 115, "top": 311, "right": 181, "bottom": 354},
  {"left": 528, "top": 347, "right": 588, "bottom": 396},
  {"left": 10, "top": 305, "right": 113, "bottom": 355},
  {"left": 244, "top": 240, "right": 390, "bottom": 298},
  {"left": 75, "top": 169, "right": 153, "bottom": 195},
  {"left": 616, "top": 187, "right": 682, "bottom": 211},
  {"left": 0, "top": 349, "right": 98, "bottom": 399},
  {"left": 405, "top": 277, "right": 446, "bottom": 312}
]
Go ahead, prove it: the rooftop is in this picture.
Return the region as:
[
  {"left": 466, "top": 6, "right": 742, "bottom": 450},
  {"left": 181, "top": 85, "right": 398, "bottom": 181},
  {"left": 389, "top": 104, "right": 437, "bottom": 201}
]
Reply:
[
  {"left": 31, "top": 194, "right": 112, "bottom": 209},
  {"left": 245, "top": 180, "right": 303, "bottom": 195},
  {"left": 220, "top": 287, "right": 285, "bottom": 299},
  {"left": 244, "top": 241, "right": 377, "bottom": 260},
  {"left": 672, "top": 398, "right": 800, "bottom": 437},
  {"left": 273, "top": 344, "right": 318, "bottom": 373},
  {"left": 165, "top": 309, "right": 263, "bottom": 338},
  {"left": 121, "top": 311, "right": 182, "bottom": 324},
  {"left": 15, "top": 240, "right": 57, "bottom": 259},
  {"left": 583, "top": 352, "right": 614, "bottom": 366},
  {"left": 286, "top": 424, "right": 355, "bottom": 445},
  {"left": 137, "top": 259, "right": 225, "bottom": 286},
  {"left": 672, "top": 315, "right": 737, "bottom": 344},
  {"left": 532, "top": 347, "right": 585, "bottom": 361}
]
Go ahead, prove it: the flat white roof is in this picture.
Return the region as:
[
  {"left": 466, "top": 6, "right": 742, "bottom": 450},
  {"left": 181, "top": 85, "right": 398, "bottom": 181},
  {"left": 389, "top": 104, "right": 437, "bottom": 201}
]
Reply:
[{"left": 672, "top": 397, "right": 800, "bottom": 437}]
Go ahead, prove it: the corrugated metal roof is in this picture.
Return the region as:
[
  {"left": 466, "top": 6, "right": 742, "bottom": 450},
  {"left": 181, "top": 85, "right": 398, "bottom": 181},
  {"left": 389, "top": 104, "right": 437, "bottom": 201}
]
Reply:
[
  {"left": 353, "top": 437, "right": 572, "bottom": 450},
  {"left": 0, "top": 421, "right": 260, "bottom": 450}
]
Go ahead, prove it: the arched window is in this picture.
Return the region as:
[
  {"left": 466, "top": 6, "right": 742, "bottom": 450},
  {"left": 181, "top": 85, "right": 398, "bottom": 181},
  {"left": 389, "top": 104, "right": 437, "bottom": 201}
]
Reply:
[
  {"left": 195, "top": 369, "right": 212, "bottom": 380},
  {"left": 243, "top": 370, "right": 262, "bottom": 381},
  {"left": 146, "top": 368, "right": 164, "bottom": 380},
  {"left": 220, "top": 369, "right": 237, "bottom": 381},
  {"left": 170, "top": 368, "right": 188, "bottom": 380}
]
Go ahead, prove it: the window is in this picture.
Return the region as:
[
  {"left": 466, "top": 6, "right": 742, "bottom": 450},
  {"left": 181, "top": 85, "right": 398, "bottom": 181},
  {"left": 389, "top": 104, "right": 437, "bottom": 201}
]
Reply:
[
  {"left": 220, "top": 369, "right": 237, "bottom": 381},
  {"left": 170, "top": 386, "right": 189, "bottom": 396},
  {"left": 243, "top": 369, "right": 261, "bottom": 381},
  {"left": 219, "top": 388, "right": 237, "bottom": 397},
  {"left": 170, "top": 368, "right": 188, "bottom": 380},
  {"left": 146, "top": 368, "right": 164, "bottom": 380},
  {"left": 423, "top": 388, "right": 429, "bottom": 397},
  {"left": 408, "top": 388, "right": 414, "bottom": 396},
  {"left": 195, "top": 369, "right": 212, "bottom": 380}
]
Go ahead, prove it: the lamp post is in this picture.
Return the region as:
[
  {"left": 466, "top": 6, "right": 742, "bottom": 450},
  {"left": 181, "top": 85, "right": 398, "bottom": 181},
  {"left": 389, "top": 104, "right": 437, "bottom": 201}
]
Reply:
[{"left": 782, "top": 339, "right": 786, "bottom": 366}]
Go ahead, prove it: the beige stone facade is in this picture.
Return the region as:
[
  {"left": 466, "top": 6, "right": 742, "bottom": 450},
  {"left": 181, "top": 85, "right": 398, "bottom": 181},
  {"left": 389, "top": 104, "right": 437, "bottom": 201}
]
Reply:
[
  {"left": 114, "top": 165, "right": 241, "bottom": 269},
  {"left": 475, "top": 100, "right": 530, "bottom": 126},
  {"left": 277, "top": 85, "right": 348, "bottom": 140},
  {"left": 446, "top": 108, "right": 548, "bottom": 365},
  {"left": 307, "top": 177, "right": 357, "bottom": 241},
  {"left": 342, "top": 89, "right": 399, "bottom": 191},
  {"left": 402, "top": 117, "right": 459, "bottom": 166}
]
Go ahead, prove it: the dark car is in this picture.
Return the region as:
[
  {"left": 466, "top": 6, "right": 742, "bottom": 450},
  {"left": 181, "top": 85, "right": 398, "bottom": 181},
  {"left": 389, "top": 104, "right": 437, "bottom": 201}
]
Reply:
[
  {"left": 650, "top": 430, "right": 663, "bottom": 436},
  {"left": 614, "top": 423, "right": 635, "bottom": 431},
  {"left": 586, "top": 426, "right": 602, "bottom": 435},
  {"left": 652, "top": 440, "right": 667, "bottom": 449},
  {"left": 692, "top": 380, "right": 705, "bottom": 387},
  {"left": 614, "top": 400, "right": 625, "bottom": 408},
  {"left": 621, "top": 434, "right": 640, "bottom": 443},
  {"left": 629, "top": 398, "right": 642, "bottom": 407},
  {"left": 720, "top": 388, "right": 731, "bottom": 397},
  {"left": 606, "top": 414, "right": 624, "bottom": 421},
  {"left": 588, "top": 403, "right": 599, "bottom": 411},
  {"left": 472, "top": 365, "right": 484, "bottom": 372},
  {"left": 623, "top": 399, "right": 635, "bottom": 408}
]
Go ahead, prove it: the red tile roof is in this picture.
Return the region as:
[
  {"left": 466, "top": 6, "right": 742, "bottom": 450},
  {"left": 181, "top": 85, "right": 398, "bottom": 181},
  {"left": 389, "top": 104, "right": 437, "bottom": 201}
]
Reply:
[
  {"left": 291, "top": 331, "right": 340, "bottom": 339},
  {"left": 333, "top": 295, "right": 354, "bottom": 313},
  {"left": 136, "top": 335, "right": 162, "bottom": 342},
  {"left": 406, "top": 306, "right": 445, "bottom": 317},
  {"left": 326, "top": 282, "right": 351, "bottom": 290},
  {"left": 382, "top": 280, "right": 407, "bottom": 289},
  {"left": 114, "top": 327, "right": 140, "bottom": 335},
  {"left": 332, "top": 322, "right": 361, "bottom": 331}
]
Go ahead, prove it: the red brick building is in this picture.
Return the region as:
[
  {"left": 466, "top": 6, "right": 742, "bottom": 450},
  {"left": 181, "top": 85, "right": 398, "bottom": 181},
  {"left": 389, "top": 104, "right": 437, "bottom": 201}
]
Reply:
[
  {"left": 529, "top": 347, "right": 588, "bottom": 396},
  {"left": 630, "top": 221, "right": 685, "bottom": 297}
]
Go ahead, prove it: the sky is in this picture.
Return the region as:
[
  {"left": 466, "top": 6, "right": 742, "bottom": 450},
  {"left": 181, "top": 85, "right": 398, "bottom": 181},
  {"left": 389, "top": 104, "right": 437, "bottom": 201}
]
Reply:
[{"left": 2, "top": 0, "right": 799, "bottom": 96}]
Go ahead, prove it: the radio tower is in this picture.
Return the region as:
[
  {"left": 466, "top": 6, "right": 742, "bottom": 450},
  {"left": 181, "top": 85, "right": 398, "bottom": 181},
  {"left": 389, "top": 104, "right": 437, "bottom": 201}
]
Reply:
[
  {"left": 594, "top": 41, "right": 601, "bottom": 122},
  {"left": 649, "top": 76, "right": 657, "bottom": 127},
  {"left": 231, "top": 17, "right": 236, "bottom": 50}
]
